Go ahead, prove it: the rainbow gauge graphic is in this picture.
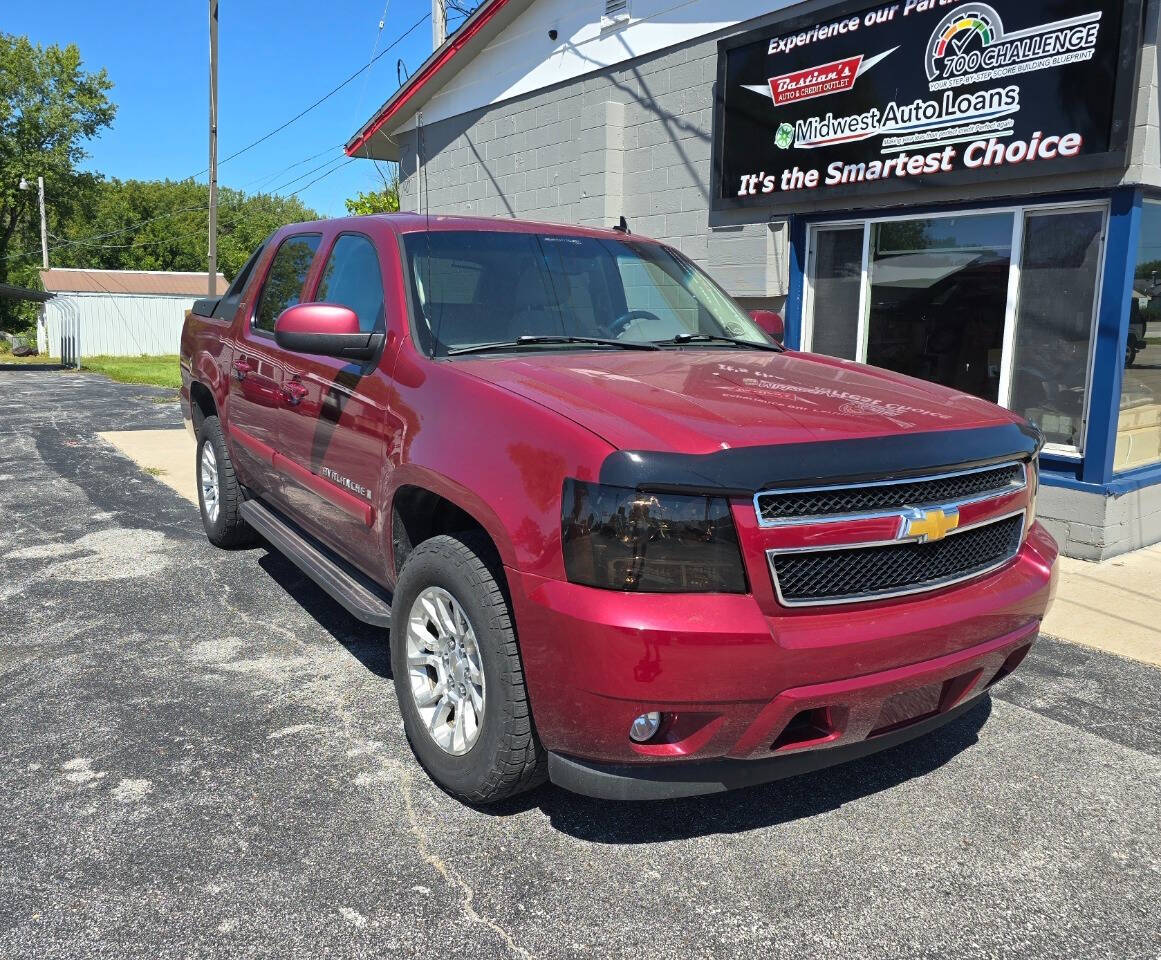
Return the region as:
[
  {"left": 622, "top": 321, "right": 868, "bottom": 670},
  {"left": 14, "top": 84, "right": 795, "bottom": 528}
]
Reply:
[{"left": 935, "top": 13, "right": 996, "bottom": 57}]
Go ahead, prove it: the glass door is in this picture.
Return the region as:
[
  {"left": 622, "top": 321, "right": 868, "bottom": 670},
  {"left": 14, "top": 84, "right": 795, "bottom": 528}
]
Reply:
[
  {"left": 805, "top": 226, "right": 865, "bottom": 361},
  {"left": 1006, "top": 207, "right": 1106, "bottom": 450},
  {"left": 865, "top": 214, "right": 1013, "bottom": 404}
]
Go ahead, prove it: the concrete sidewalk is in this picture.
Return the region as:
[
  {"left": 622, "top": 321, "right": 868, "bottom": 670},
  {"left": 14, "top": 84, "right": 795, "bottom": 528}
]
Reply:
[
  {"left": 1042, "top": 547, "right": 1161, "bottom": 666},
  {"left": 99, "top": 428, "right": 197, "bottom": 505},
  {"left": 102, "top": 427, "right": 1161, "bottom": 667}
]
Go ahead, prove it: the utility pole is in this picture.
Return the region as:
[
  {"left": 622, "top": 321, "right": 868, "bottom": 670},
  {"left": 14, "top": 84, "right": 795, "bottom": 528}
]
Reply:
[
  {"left": 432, "top": 0, "right": 446, "bottom": 49},
  {"left": 18, "top": 176, "right": 48, "bottom": 269},
  {"left": 36, "top": 177, "right": 48, "bottom": 269},
  {"left": 208, "top": 0, "right": 219, "bottom": 297}
]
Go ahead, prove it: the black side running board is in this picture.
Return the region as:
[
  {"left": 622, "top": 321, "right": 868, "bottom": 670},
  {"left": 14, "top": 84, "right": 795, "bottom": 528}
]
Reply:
[{"left": 239, "top": 499, "right": 393, "bottom": 627}]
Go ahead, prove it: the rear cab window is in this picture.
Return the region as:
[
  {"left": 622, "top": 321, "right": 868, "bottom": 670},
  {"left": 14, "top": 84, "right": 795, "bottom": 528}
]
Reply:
[{"left": 252, "top": 233, "right": 322, "bottom": 335}]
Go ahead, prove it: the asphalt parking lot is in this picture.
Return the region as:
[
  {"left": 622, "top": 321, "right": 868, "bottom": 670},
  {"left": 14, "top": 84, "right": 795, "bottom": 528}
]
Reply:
[{"left": 2, "top": 369, "right": 1160, "bottom": 959}]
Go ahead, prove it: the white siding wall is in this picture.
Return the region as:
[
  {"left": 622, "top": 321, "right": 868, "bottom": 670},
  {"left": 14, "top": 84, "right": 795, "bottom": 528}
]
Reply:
[{"left": 39, "top": 293, "right": 199, "bottom": 358}]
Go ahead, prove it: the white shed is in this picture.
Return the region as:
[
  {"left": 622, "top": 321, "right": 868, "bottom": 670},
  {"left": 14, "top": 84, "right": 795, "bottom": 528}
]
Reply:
[{"left": 38, "top": 268, "right": 227, "bottom": 358}]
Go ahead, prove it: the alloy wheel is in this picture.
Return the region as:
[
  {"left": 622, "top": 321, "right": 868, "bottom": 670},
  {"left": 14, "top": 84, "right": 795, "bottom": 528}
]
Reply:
[
  {"left": 406, "top": 586, "right": 486, "bottom": 755},
  {"left": 200, "top": 442, "right": 220, "bottom": 524}
]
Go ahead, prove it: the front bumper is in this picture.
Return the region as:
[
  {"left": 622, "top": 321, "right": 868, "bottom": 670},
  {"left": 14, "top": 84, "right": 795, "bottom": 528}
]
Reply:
[
  {"left": 548, "top": 694, "right": 987, "bottom": 801},
  {"left": 507, "top": 522, "right": 1057, "bottom": 794}
]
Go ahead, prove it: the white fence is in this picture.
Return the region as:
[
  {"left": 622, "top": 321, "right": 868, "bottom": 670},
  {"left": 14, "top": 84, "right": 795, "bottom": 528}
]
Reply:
[{"left": 38, "top": 292, "right": 199, "bottom": 358}]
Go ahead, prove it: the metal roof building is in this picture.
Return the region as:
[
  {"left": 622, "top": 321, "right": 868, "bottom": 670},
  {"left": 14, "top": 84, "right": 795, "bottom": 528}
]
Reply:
[{"left": 38, "top": 268, "right": 227, "bottom": 359}]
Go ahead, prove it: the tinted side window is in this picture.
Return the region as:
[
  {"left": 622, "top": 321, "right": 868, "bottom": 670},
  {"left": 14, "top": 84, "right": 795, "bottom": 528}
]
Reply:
[
  {"left": 314, "top": 234, "right": 385, "bottom": 333},
  {"left": 253, "top": 234, "right": 322, "bottom": 333}
]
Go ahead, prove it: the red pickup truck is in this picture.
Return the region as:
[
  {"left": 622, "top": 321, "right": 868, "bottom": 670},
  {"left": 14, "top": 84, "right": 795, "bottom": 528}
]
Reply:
[{"left": 181, "top": 214, "right": 1057, "bottom": 803}]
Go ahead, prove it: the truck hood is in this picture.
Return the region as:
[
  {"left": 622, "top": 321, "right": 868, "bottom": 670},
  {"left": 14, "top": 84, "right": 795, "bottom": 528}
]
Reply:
[{"left": 455, "top": 349, "right": 1020, "bottom": 454}]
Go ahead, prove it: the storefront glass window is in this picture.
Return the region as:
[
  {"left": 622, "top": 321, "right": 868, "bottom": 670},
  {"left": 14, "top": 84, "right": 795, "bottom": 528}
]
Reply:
[
  {"left": 1115, "top": 201, "right": 1161, "bottom": 471},
  {"left": 808, "top": 227, "right": 863, "bottom": 360},
  {"left": 866, "top": 214, "right": 1012, "bottom": 403},
  {"left": 805, "top": 202, "right": 1108, "bottom": 455},
  {"left": 1009, "top": 208, "right": 1105, "bottom": 450}
]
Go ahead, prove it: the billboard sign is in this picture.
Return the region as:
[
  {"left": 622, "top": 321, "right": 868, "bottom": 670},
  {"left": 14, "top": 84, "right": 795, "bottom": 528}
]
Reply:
[{"left": 713, "top": 0, "right": 1143, "bottom": 210}]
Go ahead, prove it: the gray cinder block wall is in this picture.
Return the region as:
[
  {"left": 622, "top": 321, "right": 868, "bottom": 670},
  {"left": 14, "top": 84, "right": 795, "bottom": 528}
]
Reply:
[{"left": 1039, "top": 483, "right": 1161, "bottom": 561}]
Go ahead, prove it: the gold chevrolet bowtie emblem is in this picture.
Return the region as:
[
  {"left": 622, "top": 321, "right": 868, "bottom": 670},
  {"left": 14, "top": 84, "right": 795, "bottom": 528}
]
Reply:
[{"left": 903, "top": 507, "right": 960, "bottom": 543}]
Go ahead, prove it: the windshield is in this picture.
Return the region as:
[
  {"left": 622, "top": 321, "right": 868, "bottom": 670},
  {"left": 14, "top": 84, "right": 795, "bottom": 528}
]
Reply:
[{"left": 401, "top": 230, "right": 772, "bottom": 357}]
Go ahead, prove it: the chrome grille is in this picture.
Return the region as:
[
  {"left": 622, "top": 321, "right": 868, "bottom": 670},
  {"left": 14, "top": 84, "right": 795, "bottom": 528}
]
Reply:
[
  {"left": 756, "top": 462, "right": 1025, "bottom": 525},
  {"left": 768, "top": 514, "right": 1025, "bottom": 607}
]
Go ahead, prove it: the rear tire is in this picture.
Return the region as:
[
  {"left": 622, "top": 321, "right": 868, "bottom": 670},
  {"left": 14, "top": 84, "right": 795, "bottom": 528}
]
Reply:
[
  {"left": 196, "top": 415, "right": 255, "bottom": 548},
  {"left": 391, "top": 533, "right": 546, "bottom": 804}
]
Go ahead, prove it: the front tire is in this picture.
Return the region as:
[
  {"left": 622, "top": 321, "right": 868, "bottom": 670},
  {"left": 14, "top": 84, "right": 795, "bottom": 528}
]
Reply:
[
  {"left": 196, "top": 415, "right": 255, "bottom": 548},
  {"left": 391, "top": 534, "right": 546, "bottom": 803}
]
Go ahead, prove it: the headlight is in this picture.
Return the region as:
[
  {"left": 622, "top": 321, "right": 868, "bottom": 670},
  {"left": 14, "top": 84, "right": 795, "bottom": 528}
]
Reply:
[{"left": 561, "top": 479, "right": 747, "bottom": 593}]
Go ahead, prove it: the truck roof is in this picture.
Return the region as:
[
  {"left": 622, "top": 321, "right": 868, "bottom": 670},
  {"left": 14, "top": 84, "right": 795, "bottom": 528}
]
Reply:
[{"left": 280, "top": 213, "right": 650, "bottom": 242}]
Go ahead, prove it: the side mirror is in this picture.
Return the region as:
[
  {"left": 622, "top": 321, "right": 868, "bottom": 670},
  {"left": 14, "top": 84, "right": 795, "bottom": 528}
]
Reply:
[
  {"left": 750, "top": 309, "right": 785, "bottom": 345},
  {"left": 274, "top": 303, "right": 382, "bottom": 361}
]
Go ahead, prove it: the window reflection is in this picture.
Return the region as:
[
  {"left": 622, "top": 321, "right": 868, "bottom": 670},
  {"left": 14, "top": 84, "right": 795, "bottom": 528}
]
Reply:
[
  {"left": 806, "top": 207, "right": 1109, "bottom": 455},
  {"left": 254, "top": 234, "right": 321, "bottom": 333},
  {"left": 1009, "top": 209, "right": 1104, "bottom": 450},
  {"left": 1116, "top": 201, "right": 1161, "bottom": 471},
  {"left": 866, "top": 214, "right": 1013, "bottom": 403},
  {"left": 809, "top": 227, "right": 863, "bottom": 361}
]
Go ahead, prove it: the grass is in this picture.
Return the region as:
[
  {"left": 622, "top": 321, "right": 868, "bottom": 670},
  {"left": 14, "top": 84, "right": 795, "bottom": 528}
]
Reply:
[
  {"left": 0, "top": 353, "right": 61, "bottom": 366},
  {"left": 80, "top": 355, "right": 182, "bottom": 389},
  {"left": 0, "top": 351, "right": 181, "bottom": 389}
]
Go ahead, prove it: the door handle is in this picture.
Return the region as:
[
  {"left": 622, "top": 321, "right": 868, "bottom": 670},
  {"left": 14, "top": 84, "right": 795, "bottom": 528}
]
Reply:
[
  {"left": 233, "top": 359, "right": 253, "bottom": 381},
  {"left": 281, "top": 381, "right": 309, "bottom": 406}
]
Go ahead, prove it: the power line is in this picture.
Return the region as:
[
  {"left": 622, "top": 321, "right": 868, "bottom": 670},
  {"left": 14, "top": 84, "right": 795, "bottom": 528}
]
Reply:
[
  {"left": 239, "top": 143, "right": 343, "bottom": 191},
  {"left": 45, "top": 212, "right": 209, "bottom": 251},
  {"left": 1, "top": 205, "right": 210, "bottom": 263},
  {"left": 265, "top": 152, "right": 350, "bottom": 196},
  {"left": 285, "top": 157, "right": 357, "bottom": 199},
  {"left": 2, "top": 143, "right": 348, "bottom": 266},
  {"left": 355, "top": 0, "right": 393, "bottom": 129},
  {"left": 183, "top": 11, "right": 429, "bottom": 181},
  {"left": 57, "top": 227, "right": 214, "bottom": 253},
  {"left": 5, "top": 13, "right": 430, "bottom": 270}
]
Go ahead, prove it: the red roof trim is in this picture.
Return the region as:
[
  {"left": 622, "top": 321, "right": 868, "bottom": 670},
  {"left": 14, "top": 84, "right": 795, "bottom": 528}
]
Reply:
[{"left": 347, "top": 0, "right": 514, "bottom": 157}]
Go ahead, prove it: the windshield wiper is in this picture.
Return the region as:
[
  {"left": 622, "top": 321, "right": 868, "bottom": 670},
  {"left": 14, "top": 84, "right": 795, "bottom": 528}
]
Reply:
[
  {"left": 653, "top": 333, "right": 783, "bottom": 352},
  {"left": 447, "top": 335, "right": 661, "bottom": 356}
]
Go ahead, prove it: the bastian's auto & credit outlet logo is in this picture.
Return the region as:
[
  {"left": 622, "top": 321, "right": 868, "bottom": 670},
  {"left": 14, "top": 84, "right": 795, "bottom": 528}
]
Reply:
[{"left": 745, "top": 48, "right": 898, "bottom": 107}]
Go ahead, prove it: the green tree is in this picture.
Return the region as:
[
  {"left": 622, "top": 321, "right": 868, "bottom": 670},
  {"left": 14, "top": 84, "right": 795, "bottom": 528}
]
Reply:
[
  {"left": 1135, "top": 259, "right": 1161, "bottom": 282},
  {"left": 345, "top": 178, "right": 400, "bottom": 216},
  {"left": 0, "top": 33, "right": 115, "bottom": 297},
  {"left": 53, "top": 178, "right": 319, "bottom": 281}
]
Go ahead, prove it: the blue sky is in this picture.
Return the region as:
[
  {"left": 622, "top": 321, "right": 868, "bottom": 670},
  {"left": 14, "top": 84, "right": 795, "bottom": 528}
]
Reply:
[{"left": 7, "top": 0, "right": 444, "bottom": 216}]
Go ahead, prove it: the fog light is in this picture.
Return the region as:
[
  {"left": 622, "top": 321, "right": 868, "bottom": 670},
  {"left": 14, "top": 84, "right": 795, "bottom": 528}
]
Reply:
[{"left": 629, "top": 712, "right": 662, "bottom": 743}]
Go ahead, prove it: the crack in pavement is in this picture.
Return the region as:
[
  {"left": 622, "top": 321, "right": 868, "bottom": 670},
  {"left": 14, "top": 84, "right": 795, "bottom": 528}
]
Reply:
[{"left": 395, "top": 764, "right": 535, "bottom": 960}]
